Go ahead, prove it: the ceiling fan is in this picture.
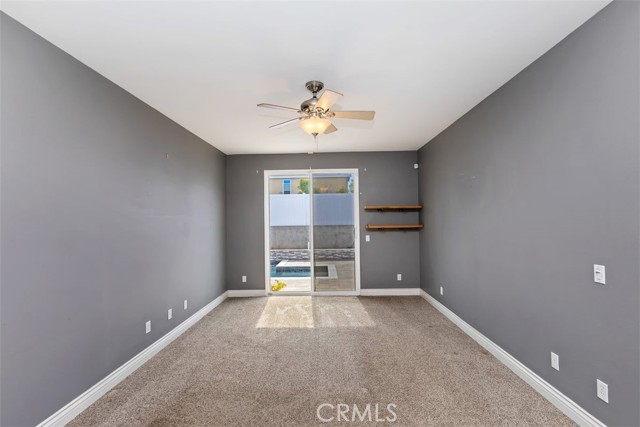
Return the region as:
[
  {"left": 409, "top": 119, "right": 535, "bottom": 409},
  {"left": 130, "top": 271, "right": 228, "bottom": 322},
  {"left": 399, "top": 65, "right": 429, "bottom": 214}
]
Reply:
[{"left": 258, "top": 80, "right": 375, "bottom": 137}]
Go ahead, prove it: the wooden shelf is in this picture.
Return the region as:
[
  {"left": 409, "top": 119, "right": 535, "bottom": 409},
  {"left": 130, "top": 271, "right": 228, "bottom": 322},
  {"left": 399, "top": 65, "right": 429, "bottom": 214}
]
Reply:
[
  {"left": 365, "top": 205, "right": 423, "bottom": 230},
  {"left": 364, "top": 205, "right": 422, "bottom": 211},
  {"left": 366, "top": 224, "right": 424, "bottom": 231}
]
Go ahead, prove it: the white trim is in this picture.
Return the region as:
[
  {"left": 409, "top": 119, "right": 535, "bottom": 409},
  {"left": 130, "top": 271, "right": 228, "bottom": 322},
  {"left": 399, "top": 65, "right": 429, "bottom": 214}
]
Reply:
[
  {"left": 352, "top": 171, "right": 362, "bottom": 295},
  {"left": 227, "top": 289, "right": 266, "bottom": 297},
  {"left": 264, "top": 170, "right": 273, "bottom": 296},
  {"left": 309, "top": 171, "right": 316, "bottom": 289},
  {"left": 419, "top": 290, "right": 606, "bottom": 427},
  {"left": 36, "top": 291, "right": 229, "bottom": 427},
  {"left": 360, "top": 288, "right": 421, "bottom": 296}
]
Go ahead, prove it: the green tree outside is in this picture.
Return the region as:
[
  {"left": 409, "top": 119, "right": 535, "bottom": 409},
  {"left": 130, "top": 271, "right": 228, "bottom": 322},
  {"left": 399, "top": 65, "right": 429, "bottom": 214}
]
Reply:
[{"left": 298, "top": 178, "right": 310, "bottom": 194}]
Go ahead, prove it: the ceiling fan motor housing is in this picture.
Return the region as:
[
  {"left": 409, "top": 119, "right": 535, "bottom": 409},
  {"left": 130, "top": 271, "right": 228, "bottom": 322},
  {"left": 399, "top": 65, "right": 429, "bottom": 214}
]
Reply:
[
  {"left": 300, "top": 97, "right": 318, "bottom": 112},
  {"left": 301, "top": 80, "right": 324, "bottom": 112}
]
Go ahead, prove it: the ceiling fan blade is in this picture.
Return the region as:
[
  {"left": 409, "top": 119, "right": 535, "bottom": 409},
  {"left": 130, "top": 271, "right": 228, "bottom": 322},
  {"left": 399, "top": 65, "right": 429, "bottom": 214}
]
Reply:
[
  {"left": 323, "top": 123, "right": 338, "bottom": 134},
  {"left": 269, "top": 117, "right": 300, "bottom": 129},
  {"left": 257, "top": 103, "right": 300, "bottom": 113},
  {"left": 330, "top": 110, "right": 375, "bottom": 120},
  {"left": 316, "top": 90, "right": 343, "bottom": 111}
]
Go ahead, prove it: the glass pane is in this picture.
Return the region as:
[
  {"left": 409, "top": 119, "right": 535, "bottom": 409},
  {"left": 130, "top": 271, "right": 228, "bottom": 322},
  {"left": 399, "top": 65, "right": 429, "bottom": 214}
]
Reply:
[
  {"left": 268, "top": 175, "right": 311, "bottom": 293},
  {"left": 312, "top": 173, "right": 356, "bottom": 292}
]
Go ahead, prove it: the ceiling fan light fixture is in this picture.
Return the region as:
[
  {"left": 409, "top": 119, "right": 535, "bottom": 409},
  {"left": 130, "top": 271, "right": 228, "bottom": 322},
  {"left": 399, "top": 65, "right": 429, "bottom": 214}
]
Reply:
[{"left": 300, "top": 116, "right": 331, "bottom": 135}]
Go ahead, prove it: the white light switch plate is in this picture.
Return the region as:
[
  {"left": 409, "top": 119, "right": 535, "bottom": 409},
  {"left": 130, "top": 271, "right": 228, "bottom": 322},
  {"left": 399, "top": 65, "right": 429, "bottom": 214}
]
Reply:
[
  {"left": 594, "top": 264, "right": 606, "bottom": 285},
  {"left": 597, "top": 379, "right": 609, "bottom": 403},
  {"left": 551, "top": 352, "right": 559, "bottom": 371}
]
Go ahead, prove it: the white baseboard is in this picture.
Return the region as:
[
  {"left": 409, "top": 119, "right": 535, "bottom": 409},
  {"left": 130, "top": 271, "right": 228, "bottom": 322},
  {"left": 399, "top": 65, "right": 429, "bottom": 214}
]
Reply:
[
  {"left": 227, "top": 289, "right": 266, "bottom": 297},
  {"left": 36, "top": 291, "right": 229, "bottom": 427},
  {"left": 360, "top": 288, "right": 421, "bottom": 296},
  {"left": 419, "top": 290, "right": 606, "bottom": 427}
]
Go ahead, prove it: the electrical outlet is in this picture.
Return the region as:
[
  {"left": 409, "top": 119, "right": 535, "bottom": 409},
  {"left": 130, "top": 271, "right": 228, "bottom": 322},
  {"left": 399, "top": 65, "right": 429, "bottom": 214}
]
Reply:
[
  {"left": 365, "top": 235, "right": 370, "bottom": 242},
  {"left": 168, "top": 309, "right": 172, "bottom": 320},
  {"left": 145, "top": 321, "right": 151, "bottom": 334},
  {"left": 440, "top": 286, "right": 444, "bottom": 296},
  {"left": 594, "top": 264, "right": 606, "bottom": 285},
  {"left": 184, "top": 299, "right": 188, "bottom": 310},
  {"left": 597, "top": 379, "right": 609, "bottom": 403},
  {"left": 397, "top": 274, "right": 402, "bottom": 281},
  {"left": 242, "top": 275, "right": 247, "bottom": 283},
  {"left": 551, "top": 352, "right": 559, "bottom": 371}
]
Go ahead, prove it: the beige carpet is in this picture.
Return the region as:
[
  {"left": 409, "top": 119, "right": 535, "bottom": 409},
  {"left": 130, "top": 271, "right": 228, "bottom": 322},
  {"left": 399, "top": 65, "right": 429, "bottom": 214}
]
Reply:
[{"left": 69, "top": 297, "right": 574, "bottom": 426}]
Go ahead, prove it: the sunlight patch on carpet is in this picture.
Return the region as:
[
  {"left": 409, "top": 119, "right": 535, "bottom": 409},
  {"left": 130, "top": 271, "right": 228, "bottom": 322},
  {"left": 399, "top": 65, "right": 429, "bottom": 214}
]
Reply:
[{"left": 256, "top": 296, "right": 375, "bottom": 328}]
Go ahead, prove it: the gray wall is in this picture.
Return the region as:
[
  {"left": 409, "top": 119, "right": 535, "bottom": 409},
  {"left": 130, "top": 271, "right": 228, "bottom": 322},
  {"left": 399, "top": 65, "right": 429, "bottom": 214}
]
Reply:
[
  {"left": 0, "top": 13, "right": 226, "bottom": 427},
  {"left": 417, "top": 3, "right": 639, "bottom": 426},
  {"left": 226, "top": 152, "right": 420, "bottom": 290}
]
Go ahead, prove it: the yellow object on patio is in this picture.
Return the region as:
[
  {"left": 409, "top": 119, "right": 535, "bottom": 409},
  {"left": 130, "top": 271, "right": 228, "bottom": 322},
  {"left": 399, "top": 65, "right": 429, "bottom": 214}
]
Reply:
[{"left": 271, "top": 280, "right": 287, "bottom": 292}]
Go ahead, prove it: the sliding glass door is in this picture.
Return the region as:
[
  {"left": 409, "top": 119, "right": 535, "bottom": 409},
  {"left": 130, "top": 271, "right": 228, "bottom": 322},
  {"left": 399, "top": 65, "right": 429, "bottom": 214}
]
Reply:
[
  {"left": 267, "top": 173, "right": 312, "bottom": 293},
  {"left": 311, "top": 172, "right": 357, "bottom": 292},
  {"left": 265, "top": 169, "right": 359, "bottom": 295}
]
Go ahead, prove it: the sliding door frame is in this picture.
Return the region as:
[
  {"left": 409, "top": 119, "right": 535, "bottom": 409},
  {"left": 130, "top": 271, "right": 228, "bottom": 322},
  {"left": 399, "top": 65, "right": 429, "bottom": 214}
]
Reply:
[{"left": 264, "top": 168, "right": 361, "bottom": 296}]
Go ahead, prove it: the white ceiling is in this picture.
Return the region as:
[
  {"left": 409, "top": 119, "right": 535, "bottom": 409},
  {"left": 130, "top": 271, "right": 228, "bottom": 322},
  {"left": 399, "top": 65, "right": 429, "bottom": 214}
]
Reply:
[{"left": 2, "top": 1, "right": 609, "bottom": 154}]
